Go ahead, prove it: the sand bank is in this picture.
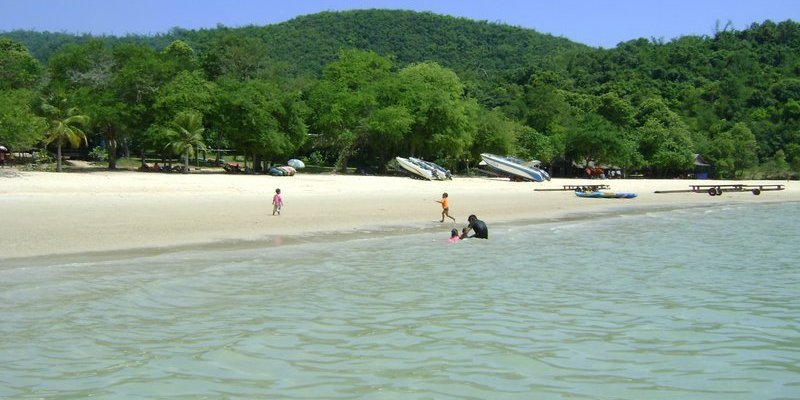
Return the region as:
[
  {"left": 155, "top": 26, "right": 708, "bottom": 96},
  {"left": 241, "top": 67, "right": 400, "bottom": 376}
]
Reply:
[{"left": 1, "top": 169, "right": 798, "bottom": 259}]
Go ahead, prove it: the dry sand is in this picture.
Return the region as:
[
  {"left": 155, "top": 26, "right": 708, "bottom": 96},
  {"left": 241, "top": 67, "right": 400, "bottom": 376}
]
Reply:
[{"left": 2, "top": 168, "right": 798, "bottom": 259}]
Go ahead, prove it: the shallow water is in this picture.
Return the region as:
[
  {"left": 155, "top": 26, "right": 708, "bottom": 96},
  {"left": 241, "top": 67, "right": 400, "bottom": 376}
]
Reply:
[{"left": 1, "top": 202, "right": 799, "bottom": 399}]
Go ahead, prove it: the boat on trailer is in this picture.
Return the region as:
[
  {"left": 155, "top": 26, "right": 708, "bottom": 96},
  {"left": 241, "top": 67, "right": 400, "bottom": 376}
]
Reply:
[{"left": 479, "top": 153, "right": 550, "bottom": 182}]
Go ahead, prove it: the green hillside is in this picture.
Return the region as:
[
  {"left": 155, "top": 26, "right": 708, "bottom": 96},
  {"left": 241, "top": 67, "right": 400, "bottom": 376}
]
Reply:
[
  {"left": 2, "top": 10, "right": 799, "bottom": 178},
  {"left": 3, "top": 9, "right": 585, "bottom": 77}
]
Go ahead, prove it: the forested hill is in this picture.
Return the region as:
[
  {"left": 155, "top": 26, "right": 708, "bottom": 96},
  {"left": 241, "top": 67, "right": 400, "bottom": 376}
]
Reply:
[
  {"left": 244, "top": 10, "right": 586, "bottom": 77},
  {"left": 1, "top": 9, "right": 586, "bottom": 77},
  {"left": 2, "top": 10, "right": 800, "bottom": 179}
]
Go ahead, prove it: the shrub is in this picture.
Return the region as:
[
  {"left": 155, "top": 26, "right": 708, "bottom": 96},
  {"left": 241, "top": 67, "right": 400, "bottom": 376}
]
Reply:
[{"left": 88, "top": 146, "right": 108, "bottom": 162}]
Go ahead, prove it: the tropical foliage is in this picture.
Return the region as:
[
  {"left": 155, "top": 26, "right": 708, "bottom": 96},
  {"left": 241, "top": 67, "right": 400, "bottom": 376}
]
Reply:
[
  {"left": 1, "top": 10, "right": 799, "bottom": 178},
  {"left": 40, "top": 96, "right": 89, "bottom": 172},
  {"left": 165, "top": 110, "right": 206, "bottom": 173}
]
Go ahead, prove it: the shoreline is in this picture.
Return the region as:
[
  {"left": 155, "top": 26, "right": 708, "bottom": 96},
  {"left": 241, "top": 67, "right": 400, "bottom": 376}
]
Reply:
[{"left": 2, "top": 169, "right": 799, "bottom": 260}]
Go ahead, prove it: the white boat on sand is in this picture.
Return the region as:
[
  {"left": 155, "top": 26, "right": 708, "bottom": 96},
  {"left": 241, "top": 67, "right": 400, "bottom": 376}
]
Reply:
[
  {"left": 396, "top": 157, "right": 433, "bottom": 180},
  {"left": 395, "top": 157, "right": 451, "bottom": 180},
  {"left": 480, "top": 153, "right": 550, "bottom": 182},
  {"left": 409, "top": 157, "right": 451, "bottom": 180}
]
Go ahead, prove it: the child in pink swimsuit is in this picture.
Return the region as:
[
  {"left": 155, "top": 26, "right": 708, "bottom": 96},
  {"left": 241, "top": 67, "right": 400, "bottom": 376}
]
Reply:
[{"left": 272, "top": 188, "right": 283, "bottom": 215}]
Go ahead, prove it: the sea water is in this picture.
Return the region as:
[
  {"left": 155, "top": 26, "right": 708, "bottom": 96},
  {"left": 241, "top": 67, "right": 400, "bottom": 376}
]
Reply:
[{"left": 1, "top": 202, "right": 799, "bottom": 399}]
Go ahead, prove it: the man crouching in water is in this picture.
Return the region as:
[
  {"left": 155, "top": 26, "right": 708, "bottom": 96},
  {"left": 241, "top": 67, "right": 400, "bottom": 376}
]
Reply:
[{"left": 460, "top": 214, "right": 488, "bottom": 239}]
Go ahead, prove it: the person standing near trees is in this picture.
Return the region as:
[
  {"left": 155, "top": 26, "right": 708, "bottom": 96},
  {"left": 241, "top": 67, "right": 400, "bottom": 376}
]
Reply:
[{"left": 435, "top": 192, "right": 456, "bottom": 223}]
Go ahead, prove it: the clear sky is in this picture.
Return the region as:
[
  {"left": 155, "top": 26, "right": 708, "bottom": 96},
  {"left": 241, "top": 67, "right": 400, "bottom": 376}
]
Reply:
[{"left": 1, "top": 0, "right": 798, "bottom": 48}]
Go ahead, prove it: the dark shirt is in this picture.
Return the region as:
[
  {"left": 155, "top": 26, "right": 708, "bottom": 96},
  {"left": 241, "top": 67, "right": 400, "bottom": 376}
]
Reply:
[{"left": 469, "top": 219, "right": 488, "bottom": 239}]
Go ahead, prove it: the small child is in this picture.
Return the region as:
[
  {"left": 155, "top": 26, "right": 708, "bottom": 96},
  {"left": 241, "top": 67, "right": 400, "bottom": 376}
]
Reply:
[
  {"left": 435, "top": 192, "right": 456, "bottom": 223},
  {"left": 272, "top": 188, "right": 283, "bottom": 215},
  {"left": 448, "top": 228, "right": 460, "bottom": 243}
]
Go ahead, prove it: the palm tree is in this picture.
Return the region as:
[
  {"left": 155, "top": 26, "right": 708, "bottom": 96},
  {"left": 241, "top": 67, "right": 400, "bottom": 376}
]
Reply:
[
  {"left": 42, "top": 97, "right": 90, "bottom": 172},
  {"left": 166, "top": 111, "right": 206, "bottom": 173}
]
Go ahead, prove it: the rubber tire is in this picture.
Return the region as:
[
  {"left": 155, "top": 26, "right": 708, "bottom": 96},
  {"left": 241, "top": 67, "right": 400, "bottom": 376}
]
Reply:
[
  {"left": 708, "top": 187, "right": 717, "bottom": 196},
  {"left": 715, "top": 187, "right": 723, "bottom": 196},
  {"left": 752, "top": 188, "right": 761, "bottom": 195}
]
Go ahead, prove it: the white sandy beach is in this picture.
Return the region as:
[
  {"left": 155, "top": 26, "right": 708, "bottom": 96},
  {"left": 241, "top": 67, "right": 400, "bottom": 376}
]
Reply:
[{"left": 2, "top": 168, "right": 798, "bottom": 259}]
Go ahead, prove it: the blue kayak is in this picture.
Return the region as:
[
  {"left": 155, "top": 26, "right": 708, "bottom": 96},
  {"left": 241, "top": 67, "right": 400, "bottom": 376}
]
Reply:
[{"left": 575, "top": 191, "right": 637, "bottom": 199}]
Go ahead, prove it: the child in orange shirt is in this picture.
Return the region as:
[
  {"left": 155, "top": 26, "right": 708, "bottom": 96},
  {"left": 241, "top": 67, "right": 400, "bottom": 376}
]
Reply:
[{"left": 435, "top": 192, "right": 456, "bottom": 223}]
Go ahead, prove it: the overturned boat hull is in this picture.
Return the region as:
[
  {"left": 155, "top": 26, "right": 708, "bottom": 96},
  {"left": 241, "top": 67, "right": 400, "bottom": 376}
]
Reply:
[
  {"left": 480, "top": 153, "right": 550, "bottom": 182},
  {"left": 395, "top": 157, "right": 433, "bottom": 180},
  {"left": 409, "top": 157, "right": 451, "bottom": 180}
]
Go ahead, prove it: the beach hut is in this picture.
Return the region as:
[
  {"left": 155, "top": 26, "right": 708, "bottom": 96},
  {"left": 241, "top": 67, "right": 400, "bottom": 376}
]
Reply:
[{"left": 694, "top": 154, "right": 711, "bottom": 179}]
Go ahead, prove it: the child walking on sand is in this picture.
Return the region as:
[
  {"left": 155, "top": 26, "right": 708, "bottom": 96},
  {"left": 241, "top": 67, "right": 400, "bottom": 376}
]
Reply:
[
  {"left": 435, "top": 192, "right": 456, "bottom": 223},
  {"left": 272, "top": 188, "right": 283, "bottom": 215}
]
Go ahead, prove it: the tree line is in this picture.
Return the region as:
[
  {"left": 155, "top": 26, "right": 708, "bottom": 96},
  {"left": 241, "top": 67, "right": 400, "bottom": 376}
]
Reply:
[{"left": 1, "top": 10, "right": 799, "bottom": 178}]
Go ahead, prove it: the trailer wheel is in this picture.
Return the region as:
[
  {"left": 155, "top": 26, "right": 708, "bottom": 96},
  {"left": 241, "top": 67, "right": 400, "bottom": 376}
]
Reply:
[
  {"left": 715, "top": 187, "right": 723, "bottom": 196},
  {"left": 752, "top": 188, "right": 761, "bottom": 195},
  {"left": 708, "top": 187, "right": 717, "bottom": 196}
]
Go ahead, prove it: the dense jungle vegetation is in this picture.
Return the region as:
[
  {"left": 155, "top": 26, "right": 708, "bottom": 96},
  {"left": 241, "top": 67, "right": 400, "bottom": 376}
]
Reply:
[{"left": 1, "top": 9, "right": 799, "bottom": 178}]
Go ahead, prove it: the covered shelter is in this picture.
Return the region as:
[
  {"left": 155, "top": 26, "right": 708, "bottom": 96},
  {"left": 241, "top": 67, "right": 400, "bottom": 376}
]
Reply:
[{"left": 694, "top": 154, "right": 711, "bottom": 179}]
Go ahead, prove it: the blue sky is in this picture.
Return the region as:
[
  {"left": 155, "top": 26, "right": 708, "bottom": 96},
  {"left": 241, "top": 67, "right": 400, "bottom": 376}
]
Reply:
[{"left": 1, "top": 0, "right": 798, "bottom": 48}]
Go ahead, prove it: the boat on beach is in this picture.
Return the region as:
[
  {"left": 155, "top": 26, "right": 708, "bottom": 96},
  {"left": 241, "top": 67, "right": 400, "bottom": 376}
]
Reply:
[
  {"left": 479, "top": 153, "right": 550, "bottom": 182},
  {"left": 395, "top": 157, "right": 436, "bottom": 180},
  {"left": 409, "top": 157, "right": 452, "bottom": 180}
]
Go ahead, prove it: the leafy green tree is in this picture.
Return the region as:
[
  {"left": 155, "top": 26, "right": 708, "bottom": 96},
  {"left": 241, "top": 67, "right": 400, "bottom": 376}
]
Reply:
[
  {"left": 201, "top": 32, "right": 269, "bottom": 81},
  {"left": 153, "top": 70, "right": 216, "bottom": 162},
  {"left": 41, "top": 97, "right": 90, "bottom": 172},
  {"left": 362, "top": 105, "right": 414, "bottom": 171},
  {"left": 709, "top": 122, "right": 758, "bottom": 178},
  {"left": 522, "top": 72, "right": 571, "bottom": 136},
  {"left": 632, "top": 119, "right": 694, "bottom": 175},
  {"left": 46, "top": 40, "right": 160, "bottom": 169},
  {"left": 773, "top": 149, "right": 789, "bottom": 176},
  {"left": 786, "top": 143, "right": 800, "bottom": 172},
  {"left": 0, "top": 89, "right": 46, "bottom": 149},
  {"left": 160, "top": 40, "right": 197, "bottom": 76},
  {"left": 516, "top": 126, "right": 555, "bottom": 164},
  {"left": 565, "top": 113, "right": 629, "bottom": 168},
  {"left": 0, "top": 38, "right": 41, "bottom": 90},
  {"left": 165, "top": 111, "right": 206, "bottom": 173},
  {"left": 154, "top": 70, "right": 215, "bottom": 122},
  {"left": 213, "top": 78, "right": 307, "bottom": 169},
  {"left": 596, "top": 93, "right": 636, "bottom": 128},
  {"left": 107, "top": 43, "right": 168, "bottom": 168},
  {"left": 307, "top": 49, "right": 395, "bottom": 172},
  {"left": 469, "top": 107, "right": 518, "bottom": 159},
  {"left": 46, "top": 39, "right": 112, "bottom": 92},
  {"left": 396, "top": 61, "right": 474, "bottom": 160}
]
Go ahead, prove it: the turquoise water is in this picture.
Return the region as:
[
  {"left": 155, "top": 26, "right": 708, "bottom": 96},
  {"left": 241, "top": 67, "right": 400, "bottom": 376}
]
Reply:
[{"left": 1, "top": 202, "right": 799, "bottom": 399}]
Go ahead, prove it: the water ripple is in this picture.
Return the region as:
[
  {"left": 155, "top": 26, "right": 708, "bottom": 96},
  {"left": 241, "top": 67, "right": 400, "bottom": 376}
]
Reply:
[{"left": 1, "top": 203, "right": 799, "bottom": 398}]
